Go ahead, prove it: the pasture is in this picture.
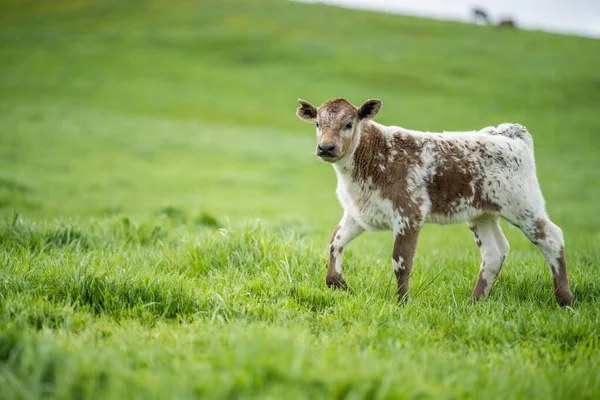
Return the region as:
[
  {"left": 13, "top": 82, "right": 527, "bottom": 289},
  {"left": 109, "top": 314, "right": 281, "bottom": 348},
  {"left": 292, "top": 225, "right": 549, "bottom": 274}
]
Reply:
[{"left": 1, "top": 0, "right": 599, "bottom": 398}]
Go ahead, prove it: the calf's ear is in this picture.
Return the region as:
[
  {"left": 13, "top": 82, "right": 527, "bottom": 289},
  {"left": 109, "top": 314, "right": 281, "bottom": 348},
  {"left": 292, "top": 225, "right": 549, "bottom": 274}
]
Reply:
[
  {"left": 358, "top": 99, "right": 382, "bottom": 120},
  {"left": 297, "top": 99, "right": 317, "bottom": 121}
]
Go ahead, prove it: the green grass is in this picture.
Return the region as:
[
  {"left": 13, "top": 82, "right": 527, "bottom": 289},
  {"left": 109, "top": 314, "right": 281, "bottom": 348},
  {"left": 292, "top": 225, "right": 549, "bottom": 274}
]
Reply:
[{"left": 1, "top": 0, "right": 599, "bottom": 398}]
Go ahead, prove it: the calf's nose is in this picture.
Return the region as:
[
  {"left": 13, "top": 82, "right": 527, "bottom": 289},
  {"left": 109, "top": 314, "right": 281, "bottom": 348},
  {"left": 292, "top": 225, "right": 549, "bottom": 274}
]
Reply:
[{"left": 318, "top": 143, "right": 336, "bottom": 155}]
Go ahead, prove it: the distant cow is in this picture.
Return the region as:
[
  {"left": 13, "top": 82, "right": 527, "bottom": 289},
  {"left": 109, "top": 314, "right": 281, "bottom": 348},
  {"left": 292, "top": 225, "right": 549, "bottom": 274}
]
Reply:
[
  {"left": 497, "top": 18, "right": 517, "bottom": 28},
  {"left": 296, "top": 98, "right": 573, "bottom": 306},
  {"left": 472, "top": 7, "right": 491, "bottom": 25}
]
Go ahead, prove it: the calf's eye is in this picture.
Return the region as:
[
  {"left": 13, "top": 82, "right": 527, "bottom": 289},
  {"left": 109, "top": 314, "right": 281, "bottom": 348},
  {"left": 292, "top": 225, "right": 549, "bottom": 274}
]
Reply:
[
  {"left": 316, "top": 122, "right": 319, "bottom": 128},
  {"left": 345, "top": 122, "right": 353, "bottom": 129}
]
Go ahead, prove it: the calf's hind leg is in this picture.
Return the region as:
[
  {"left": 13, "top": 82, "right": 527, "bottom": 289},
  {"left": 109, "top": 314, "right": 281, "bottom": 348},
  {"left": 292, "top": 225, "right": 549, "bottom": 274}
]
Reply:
[
  {"left": 512, "top": 214, "right": 574, "bottom": 306},
  {"left": 468, "top": 217, "right": 510, "bottom": 301}
]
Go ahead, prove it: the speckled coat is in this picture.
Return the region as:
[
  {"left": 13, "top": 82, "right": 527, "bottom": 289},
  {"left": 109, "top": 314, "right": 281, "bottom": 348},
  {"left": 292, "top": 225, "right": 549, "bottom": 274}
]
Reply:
[{"left": 297, "top": 98, "right": 573, "bottom": 306}]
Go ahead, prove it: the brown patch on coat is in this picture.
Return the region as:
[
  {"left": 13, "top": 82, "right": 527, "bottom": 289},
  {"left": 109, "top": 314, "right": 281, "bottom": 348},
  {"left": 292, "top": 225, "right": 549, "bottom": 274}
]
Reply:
[
  {"left": 471, "top": 268, "right": 488, "bottom": 300},
  {"left": 553, "top": 246, "right": 573, "bottom": 306},
  {"left": 330, "top": 225, "right": 341, "bottom": 242},
  {"left": 534, "top": 218, "right": 547, "bottom": 241},
  {"left": 469, "top": 225, "right": 482, "bottom": 247},
  {"left": 351, "top": 124, "right": 423, "bottom": 227},
  {"left": 414, "top": 196, "right": 425, "bottom": 221},
  {"left": 425, "top": 140, "right": 500, "bottom": 215},
  {"left": 427, "top": 142, "right": 474, "bottom": 216},
  {"left": 393, "top": 230, "right": 420, "bottom": 298},
  {"left": 473, "top": 178, "right": 501, "bottom": 212}
]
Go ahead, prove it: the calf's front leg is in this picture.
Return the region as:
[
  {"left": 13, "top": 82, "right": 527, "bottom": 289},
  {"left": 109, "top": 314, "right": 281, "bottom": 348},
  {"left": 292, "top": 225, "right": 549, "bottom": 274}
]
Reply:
[
  {"left": 392, "top": 229, "right": 420, "bottom": 299},
  {"left": 327, "top": 215, "right": 364, "bottom": 289}
]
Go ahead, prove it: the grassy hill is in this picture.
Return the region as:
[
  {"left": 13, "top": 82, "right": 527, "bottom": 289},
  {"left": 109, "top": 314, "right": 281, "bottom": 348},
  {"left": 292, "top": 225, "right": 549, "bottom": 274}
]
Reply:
[{"left": 1, "top": 0, "right": 599, "bottom": 398}]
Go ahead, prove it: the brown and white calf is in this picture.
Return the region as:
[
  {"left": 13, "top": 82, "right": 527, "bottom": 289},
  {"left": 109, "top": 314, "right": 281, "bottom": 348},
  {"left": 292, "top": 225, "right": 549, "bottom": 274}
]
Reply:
[{"left": 296, "top": 98, "right": 574, "bottom": 306}]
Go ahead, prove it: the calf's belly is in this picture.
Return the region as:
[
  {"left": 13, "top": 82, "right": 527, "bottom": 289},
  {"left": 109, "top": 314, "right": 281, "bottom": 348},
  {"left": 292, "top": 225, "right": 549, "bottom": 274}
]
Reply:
[{"left": 426, "top": 208, "right": 489, "bottom": 225}]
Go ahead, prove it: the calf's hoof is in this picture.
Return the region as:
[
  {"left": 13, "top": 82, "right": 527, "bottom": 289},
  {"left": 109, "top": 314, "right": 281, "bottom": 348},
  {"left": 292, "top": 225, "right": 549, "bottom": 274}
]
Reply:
[
  {"left": 326, "top": 275, "right": 347, "bottom": 290},
  {"left": 397, "top": 293, "right": 409, "bottom": 304},
  {"left": 470, "top": 293, "right": 487, "bottom": 303},
  {"left": 555, "top": 290, "right": 574, "bottom": 307}
]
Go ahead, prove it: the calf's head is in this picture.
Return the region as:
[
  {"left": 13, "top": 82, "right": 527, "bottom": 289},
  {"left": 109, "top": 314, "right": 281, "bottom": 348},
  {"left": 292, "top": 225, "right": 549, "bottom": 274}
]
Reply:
[{"left": 296, "top": 98, "right": 382, "bottom": 163}]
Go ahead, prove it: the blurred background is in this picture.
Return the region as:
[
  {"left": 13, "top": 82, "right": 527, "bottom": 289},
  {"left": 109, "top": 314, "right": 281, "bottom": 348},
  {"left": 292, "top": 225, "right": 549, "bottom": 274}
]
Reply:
[
  {"left": 297, "top": 0, "right": 600, "bottom": 38},
  {"left": 1, "top": 0, "right": 599, "bottom": 246}
]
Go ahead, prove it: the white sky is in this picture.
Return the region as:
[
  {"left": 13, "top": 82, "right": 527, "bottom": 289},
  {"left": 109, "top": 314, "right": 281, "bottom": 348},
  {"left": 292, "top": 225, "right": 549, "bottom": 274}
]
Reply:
[{"left": 294, "top": 0, "right": 600, "bottom": 38}]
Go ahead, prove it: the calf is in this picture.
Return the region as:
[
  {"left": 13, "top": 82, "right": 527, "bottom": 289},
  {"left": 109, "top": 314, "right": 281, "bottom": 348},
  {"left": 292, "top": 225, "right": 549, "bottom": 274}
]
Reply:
[{"left": 296, "top": 98, "right": 573, "bottom": 306}]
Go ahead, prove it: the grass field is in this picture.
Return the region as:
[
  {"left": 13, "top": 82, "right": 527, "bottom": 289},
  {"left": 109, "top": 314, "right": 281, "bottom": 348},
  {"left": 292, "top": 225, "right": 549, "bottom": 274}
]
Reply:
[{"left": 1, "top": 0, "right": 600, "bottom": 398}]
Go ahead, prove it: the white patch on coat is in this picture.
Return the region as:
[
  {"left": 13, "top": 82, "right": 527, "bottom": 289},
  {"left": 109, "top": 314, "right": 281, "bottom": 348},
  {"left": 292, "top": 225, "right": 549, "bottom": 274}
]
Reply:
[
  {"left": 329, "top": 214, "right": 364, "bottom": 275},
  {"left": 333, "top": 171, "right": 395, "bottom": 231},
  {"left": 333, "top": 253, "right": 343, "bottom": 274},
  {"left": 392, "top": 256, "right": 405, "bottom": 272},
  {"left": 470, "top": 218, "right": 510, "bottom": 295}
]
